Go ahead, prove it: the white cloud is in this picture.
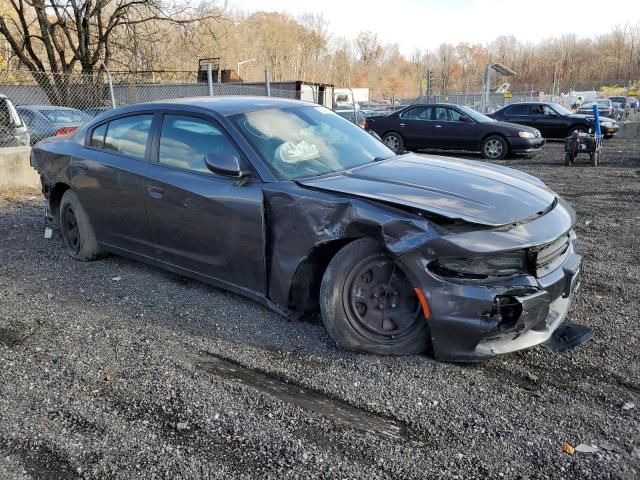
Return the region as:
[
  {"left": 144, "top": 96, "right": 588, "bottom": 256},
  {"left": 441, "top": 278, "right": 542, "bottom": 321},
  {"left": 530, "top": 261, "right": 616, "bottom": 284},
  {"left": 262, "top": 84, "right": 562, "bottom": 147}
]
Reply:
[{"left": 228, "top": 0, "right": 640, "bottom": 53}]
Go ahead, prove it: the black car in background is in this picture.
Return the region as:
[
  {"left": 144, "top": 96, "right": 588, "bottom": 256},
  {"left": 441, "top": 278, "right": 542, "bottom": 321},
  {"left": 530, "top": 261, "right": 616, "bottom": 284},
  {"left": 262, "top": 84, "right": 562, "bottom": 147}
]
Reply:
[
  {"left": 30, "top": 97, "right": 583, "bottom": 361},
  {"left": 489, "top": 102, "right": 619, "bottom": 139},
  {"left": 365, "top": 103, "right": 544, "bottom": 160}
]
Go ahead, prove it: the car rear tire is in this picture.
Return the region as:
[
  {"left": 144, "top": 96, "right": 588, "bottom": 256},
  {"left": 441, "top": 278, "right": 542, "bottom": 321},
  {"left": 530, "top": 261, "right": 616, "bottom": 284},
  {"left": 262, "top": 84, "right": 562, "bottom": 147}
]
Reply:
[
  {"left": 59, "top": 190, "right": 102, "bottom": 261},
  {"left": 319, "top": 238, "right": 430, "bottom": 355},
  {"left": 382, "top": 132, "right": 404, "bottom": 152},
  {"left": 481, "top": 135, "right": 508, "bottom": 160}
]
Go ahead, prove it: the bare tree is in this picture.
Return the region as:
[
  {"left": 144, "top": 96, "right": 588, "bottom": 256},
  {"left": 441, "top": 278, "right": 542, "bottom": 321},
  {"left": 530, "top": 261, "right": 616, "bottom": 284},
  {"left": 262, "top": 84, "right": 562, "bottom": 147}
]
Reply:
[{"left": 0, "top": 0, "right": 218, "bottom": 104}]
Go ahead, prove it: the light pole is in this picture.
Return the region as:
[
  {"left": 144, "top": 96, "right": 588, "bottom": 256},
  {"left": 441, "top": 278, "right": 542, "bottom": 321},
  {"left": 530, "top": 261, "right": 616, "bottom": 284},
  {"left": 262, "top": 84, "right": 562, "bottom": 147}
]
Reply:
[
  {"left": 483, "top": 63, "right": 516, "bottom": 113},
  {"left": 237, "top": 59, "right": 256, "bottom": 81}
]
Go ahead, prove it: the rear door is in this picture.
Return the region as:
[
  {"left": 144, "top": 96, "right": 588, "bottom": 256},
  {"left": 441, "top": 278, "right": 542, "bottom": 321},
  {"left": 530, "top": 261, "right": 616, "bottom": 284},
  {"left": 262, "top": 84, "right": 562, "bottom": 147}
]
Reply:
[
  {"left": 429, "top": 106, "right": 478, "bottom": 150},
  {"left": 75, "top": 113, "right": 156, "bottom": 255},
  {"left": 499, "top": 103, "right": 532, "bottom": 127},
  {"left": 398, "top": 106, "right": 435, "bottom": 148},
  {"left": 143, "top": 112, "right": 266, "bottom": 294}
]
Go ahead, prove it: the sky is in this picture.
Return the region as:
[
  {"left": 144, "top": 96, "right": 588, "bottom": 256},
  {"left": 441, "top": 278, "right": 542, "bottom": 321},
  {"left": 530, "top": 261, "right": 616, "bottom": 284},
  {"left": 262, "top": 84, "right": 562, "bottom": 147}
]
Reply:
[{"left": 228, "top": 0, "right": 640, "bottom": 54}]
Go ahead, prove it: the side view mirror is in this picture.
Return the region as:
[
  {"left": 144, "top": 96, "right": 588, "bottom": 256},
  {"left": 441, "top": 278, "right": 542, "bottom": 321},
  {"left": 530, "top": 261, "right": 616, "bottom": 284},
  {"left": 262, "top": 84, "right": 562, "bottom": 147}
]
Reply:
[{"left": 204, "top": 153, "right": 251, "bottom": 179}]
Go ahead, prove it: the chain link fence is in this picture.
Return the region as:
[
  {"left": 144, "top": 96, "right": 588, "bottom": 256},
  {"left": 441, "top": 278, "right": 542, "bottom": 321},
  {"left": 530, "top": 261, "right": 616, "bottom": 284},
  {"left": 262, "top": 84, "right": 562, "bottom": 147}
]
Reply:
[
  {"left": 0, "top": 69, "right": 303, "bottom": 148},
  {"left": 394, "top": 91, "right": 542, "bottom": 112}
]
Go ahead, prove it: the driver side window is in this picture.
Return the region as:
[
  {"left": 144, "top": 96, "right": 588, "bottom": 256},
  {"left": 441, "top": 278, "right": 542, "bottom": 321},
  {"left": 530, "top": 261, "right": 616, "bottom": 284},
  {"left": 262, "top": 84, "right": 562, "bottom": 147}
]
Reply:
[{"left": 158, "top": 115, "right": 241, "bottom": 174}]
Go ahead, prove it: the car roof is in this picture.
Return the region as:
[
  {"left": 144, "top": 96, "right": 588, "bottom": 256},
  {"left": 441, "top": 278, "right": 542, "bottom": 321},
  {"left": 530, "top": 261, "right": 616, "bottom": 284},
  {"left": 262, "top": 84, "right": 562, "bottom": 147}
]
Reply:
[{"left": 118, "top": 96, "right": 318, "bottom": 116}]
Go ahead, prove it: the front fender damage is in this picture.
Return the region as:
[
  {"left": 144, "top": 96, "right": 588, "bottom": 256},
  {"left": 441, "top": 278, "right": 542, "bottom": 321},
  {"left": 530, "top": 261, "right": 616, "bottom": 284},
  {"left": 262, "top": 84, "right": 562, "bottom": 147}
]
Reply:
[{"left": 263, "top": 186, "right": 441, "bottom": 315}]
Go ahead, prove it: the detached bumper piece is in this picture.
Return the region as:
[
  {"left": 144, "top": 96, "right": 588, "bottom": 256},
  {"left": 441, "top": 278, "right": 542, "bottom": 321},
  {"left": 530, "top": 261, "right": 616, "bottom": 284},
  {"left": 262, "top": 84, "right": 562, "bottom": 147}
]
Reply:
[{"left": 543, "top": 323, "right": 593, "bottom": 353}]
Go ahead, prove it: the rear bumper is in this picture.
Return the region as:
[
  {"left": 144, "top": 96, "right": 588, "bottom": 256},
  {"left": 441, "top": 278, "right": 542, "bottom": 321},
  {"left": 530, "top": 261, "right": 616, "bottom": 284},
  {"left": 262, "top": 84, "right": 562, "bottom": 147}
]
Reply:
[{"left": 509, "top": 137, "right": 545, "bottom": 153}]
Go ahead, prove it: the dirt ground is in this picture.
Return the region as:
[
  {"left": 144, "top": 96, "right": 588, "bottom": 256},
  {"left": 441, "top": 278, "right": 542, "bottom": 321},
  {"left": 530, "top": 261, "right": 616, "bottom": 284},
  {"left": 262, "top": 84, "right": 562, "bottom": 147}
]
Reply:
[{"left": 0, "top": 138, "right": 638, "bottom": 479}]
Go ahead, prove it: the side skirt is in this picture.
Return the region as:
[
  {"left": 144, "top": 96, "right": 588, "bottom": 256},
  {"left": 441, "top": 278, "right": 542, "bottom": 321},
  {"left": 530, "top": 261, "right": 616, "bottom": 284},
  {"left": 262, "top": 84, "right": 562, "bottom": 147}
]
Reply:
[{"left": 99, "top": 242, "right": 301, "bottom": 321}]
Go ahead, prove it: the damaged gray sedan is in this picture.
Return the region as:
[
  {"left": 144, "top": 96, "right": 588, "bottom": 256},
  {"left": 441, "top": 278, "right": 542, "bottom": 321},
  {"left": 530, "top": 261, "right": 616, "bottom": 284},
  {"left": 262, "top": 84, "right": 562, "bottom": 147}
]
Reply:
[{"left": 31, "top": 97, "right": 590, "bottom": 361}]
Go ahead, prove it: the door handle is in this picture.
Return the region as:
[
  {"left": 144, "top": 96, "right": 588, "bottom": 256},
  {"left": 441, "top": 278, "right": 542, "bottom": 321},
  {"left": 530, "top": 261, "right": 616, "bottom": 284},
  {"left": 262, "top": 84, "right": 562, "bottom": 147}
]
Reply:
[
  {"left": 435, "top": 125, "right": 443, "bottom": 128},
  {"left": 146, "top": 185, "right": 164, "bottom": 199},
  {"left": 399, "top": 123, "right": 406, "bottom": 127}
]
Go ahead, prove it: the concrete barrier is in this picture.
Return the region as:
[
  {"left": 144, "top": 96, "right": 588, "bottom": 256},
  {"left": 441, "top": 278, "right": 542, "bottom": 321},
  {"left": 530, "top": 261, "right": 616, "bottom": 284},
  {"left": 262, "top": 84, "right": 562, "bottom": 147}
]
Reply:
[{"left": 0, "top": 146, "right": 39, "bottom": 189}]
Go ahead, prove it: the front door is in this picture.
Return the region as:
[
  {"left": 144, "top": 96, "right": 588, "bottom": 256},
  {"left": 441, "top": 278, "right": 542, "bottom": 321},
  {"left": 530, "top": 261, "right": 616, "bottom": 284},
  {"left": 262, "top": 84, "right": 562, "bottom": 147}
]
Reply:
[
  {"left": 143, "top": 113, "right": 266, "bottom": 294},
  {"left": 531, "top": 104, "right": 565, "bottom": 138},
  {"left": 429, "top": 106, "right": 478, "bottom": 150}
]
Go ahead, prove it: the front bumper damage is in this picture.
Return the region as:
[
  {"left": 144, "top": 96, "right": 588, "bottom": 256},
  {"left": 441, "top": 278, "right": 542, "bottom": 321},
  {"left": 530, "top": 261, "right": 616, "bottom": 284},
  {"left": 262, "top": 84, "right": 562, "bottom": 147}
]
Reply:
[{"left": 396, "top": 199, "right": 590, "bottom": 361}]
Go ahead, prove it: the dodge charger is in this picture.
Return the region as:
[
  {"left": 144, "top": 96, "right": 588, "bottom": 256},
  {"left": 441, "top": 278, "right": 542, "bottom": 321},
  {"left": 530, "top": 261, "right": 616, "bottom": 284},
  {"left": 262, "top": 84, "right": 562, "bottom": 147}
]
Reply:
[{"left": 30, "top": 97, "right": 589, "bottom": 361}]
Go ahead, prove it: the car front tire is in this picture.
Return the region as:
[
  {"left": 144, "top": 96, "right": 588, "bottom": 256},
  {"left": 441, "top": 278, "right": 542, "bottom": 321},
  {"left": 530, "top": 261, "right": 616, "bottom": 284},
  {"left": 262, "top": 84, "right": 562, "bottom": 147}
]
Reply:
[
  {"left": 59, "top": 190, "right": 102, "bottom": 261},
  {"left": 320, "top": 238, "right": 430, "bottom": 355},
  {"left": 481, "top": 135, "right": 508, "bottom": 160}
]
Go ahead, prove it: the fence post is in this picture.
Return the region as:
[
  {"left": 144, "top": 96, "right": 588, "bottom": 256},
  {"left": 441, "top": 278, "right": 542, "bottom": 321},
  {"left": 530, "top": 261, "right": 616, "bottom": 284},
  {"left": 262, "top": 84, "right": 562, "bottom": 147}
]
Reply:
[
  {"left": 207, "top": 63, "right": 214, "bottom": 96},
  {"left": 264, "top": 69, "right": 271, "bottom": 97},
  {"left": 101, "top": 64, "right": 116, "bottom": 108}
]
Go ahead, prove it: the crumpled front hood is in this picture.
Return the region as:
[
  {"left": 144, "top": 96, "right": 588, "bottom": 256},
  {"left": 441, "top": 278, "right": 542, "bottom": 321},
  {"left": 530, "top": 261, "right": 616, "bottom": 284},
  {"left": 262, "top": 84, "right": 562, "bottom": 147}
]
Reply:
[{"left": 298, "top": 154, "right": 557, "bottom": 227}]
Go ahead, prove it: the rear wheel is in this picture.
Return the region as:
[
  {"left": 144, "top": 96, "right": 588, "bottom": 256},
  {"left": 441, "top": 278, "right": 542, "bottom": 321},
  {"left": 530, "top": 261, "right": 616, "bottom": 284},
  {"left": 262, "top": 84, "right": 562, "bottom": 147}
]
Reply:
[
  {"left": 481, "top": 135, "right": 508, "bottom": 160},
  {"left": 381, "top": 132, "right": 404, "bottom": 152},
  {"left": 59, "top": 190, "right": 101, "bottom": 261},
  {"left": 320, "top": 239, "right": 430, "bottom": 355}
]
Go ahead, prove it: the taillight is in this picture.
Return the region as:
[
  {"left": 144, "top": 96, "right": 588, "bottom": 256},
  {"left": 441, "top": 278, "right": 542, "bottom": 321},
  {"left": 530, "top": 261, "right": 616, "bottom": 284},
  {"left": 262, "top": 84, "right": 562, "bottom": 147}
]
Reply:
[{"left": 54, "top": 126, "right": 78, "bottom": 136}]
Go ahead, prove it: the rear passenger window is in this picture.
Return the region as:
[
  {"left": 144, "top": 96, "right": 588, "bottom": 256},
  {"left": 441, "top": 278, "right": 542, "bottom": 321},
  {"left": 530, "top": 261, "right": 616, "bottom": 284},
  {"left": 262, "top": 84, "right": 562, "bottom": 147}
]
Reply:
[
  {"left": 103, "top": 115, "right": 152, "bottom": 159},
  {"left": 400, "top": 106, "right": 431, "bottom": 120},
  {"left": 158, "top": 115, "right": 241, "bottom": 173},
  {"left": 91, "top": 123, "right": 107, "bottom": 148},
  {"left": 507, "top": 104, "right": 529, "bottom": 115}
]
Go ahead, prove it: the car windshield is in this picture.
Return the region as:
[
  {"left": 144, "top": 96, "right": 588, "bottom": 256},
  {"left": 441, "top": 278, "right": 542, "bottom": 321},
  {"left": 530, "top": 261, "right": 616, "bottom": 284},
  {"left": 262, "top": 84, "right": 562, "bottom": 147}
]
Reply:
[
  {"left": 230, "top": 106, "right": 396, "bottom": 180},
  {"left": 40, "top": 109, "right": 90, "bottom": 124},
  {"left": 596, "top": 100, "right": 611, "bottom": 106},
  {"left": 549, "top": 103, "right": 572, "bottom": 115},
  {"left": 457, "top": 105, "right": 494, "bottom": 122}
]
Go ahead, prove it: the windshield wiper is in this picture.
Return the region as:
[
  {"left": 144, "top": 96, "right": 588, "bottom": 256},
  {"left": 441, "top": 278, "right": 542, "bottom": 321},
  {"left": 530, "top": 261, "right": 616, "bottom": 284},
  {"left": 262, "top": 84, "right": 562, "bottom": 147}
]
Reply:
[{"left": 373, "top": 151, "right": 409, "bottom": 162}]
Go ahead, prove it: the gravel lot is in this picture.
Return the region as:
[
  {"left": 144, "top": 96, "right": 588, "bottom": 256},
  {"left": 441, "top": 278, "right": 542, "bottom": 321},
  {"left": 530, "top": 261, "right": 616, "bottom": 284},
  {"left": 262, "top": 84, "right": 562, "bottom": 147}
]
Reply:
[{"left": 0, "top": 138, "right": 639, "bottom": 479}]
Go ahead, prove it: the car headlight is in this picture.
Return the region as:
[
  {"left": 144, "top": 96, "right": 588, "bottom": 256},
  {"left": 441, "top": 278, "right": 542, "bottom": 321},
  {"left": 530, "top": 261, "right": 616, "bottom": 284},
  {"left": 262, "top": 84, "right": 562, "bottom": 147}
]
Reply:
[
  {"left": 431, "top": 252, "right": 528, "bottom": 279},
  {"left": 518, "top": 131, "right": 535, "bottom": 139}
]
